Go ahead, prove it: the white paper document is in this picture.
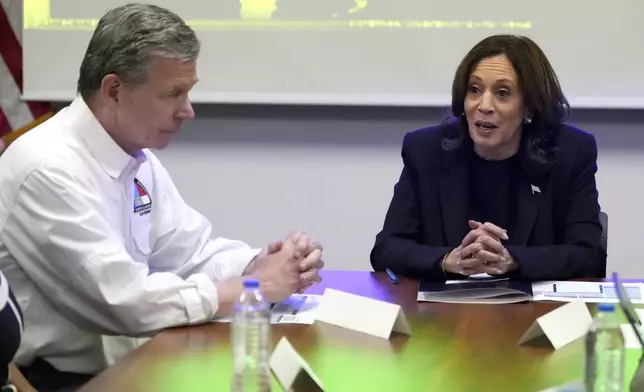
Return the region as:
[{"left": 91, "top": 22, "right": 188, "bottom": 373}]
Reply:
[
  {"left": 532, "top": 281, "right": 644, "bottom": 304},
  {"left": 213, "top": 294, "right": 322, "bottom": 325},
  {"left": 445, "top": 272, "right": 496, "bottom": 284}
]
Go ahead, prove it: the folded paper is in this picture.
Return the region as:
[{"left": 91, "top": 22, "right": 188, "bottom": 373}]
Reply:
[
  {"left": 315, "top": 288, "right": 411, "bottom": 339},
  {"left": 270, "top": 337, "right": 324, "bottom": 392},
  {"left": 518, "top": 301, "right": 592, "bottom": 350}
]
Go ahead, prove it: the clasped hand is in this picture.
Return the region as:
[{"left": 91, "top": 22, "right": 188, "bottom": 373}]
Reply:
[
  {"left": 247, "top": 231, "right": 324, "bottom": 302},
  {"left": 444, "top": 220, "right": 517, "bottom": 276}
]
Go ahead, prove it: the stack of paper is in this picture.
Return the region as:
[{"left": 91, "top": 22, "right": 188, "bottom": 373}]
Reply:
[
  {"left": 416, "top": 278, "right": 644, "bottom": 305},
  {"left": 532, "top": 281, "right": 644, "bottom": 304},
  {"left": 417, "top": 277, "right": 533, "bottom": 304}
]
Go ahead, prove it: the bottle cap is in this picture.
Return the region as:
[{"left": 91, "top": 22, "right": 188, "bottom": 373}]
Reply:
[
  {"left": 598, "top": 303, "right": 615, "bottom": 312},
  {"left": 243, "top": 279, "right": 260, "bottom": 289}
]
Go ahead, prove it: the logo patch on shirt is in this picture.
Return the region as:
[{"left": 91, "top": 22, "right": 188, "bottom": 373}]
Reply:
[{"left": 133, "top": 178, "right": 151, "bottom": 216}]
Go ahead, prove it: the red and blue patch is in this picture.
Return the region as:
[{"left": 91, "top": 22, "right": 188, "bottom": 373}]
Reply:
[{"left": 133, "top": 178, "right": 151, "bottom": 215}]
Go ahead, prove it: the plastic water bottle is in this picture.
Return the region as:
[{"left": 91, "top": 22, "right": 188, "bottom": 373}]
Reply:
[
  {"left": 584, "top": 303, "right": 625, "bottom": 392},
  {"left": 231, "top": 279, "right": 271, "bottom": 392}
]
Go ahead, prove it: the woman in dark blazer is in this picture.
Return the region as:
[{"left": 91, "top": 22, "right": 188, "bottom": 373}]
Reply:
[
  {"left": 1, "top": 269, "right": 23, "bottom": 391},
  {"left": 370, "top": 34, "right": 606, "bottom": 281}
]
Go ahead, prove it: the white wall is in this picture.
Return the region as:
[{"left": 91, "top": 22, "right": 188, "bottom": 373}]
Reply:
[{"left": 152, "top": 104, "right": 644, "bottom": 277}]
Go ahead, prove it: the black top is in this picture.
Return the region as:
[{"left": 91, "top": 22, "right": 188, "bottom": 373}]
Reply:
[
  {"left": 468, "top": 149, "right": 519, "bottom": 238},
  {"left": 0, "top": 270, "right": 22, "bottom": 386}
]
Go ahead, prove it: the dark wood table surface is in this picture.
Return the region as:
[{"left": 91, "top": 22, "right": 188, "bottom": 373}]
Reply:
[{"left": 77, "top": 270, "right": 641, "bottom": 392}]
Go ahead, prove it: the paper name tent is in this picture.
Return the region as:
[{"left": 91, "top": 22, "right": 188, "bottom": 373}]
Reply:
[
  {"left": 314, "top": 288, "right": 411, "bottom": 339},
  {"left": 517, "top": 301, "right": 592, "bottom": 350},
  {"left": 270, "top": 337, "right": 324, "bottom": 392}
]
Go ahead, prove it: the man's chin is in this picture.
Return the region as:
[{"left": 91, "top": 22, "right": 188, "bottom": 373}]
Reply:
[{"left": 149, "top": 133, "right": 177, "bottom": 150}]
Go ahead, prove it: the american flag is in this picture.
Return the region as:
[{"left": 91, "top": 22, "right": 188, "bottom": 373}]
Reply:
[{"left": 0, "top": 0, "right": 52, "bottom": 154}]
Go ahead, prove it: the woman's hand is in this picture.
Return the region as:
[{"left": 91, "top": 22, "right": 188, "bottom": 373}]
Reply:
[
  {"left": 467, "top": 220, "right": 518, "bottom": 275},
  {"left": 443, "top": 220, "right": 517, "bottom": 276}
]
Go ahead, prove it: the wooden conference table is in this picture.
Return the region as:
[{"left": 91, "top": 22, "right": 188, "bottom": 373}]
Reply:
[{"left": 77, "top": 270, "right": 641, "bottom": 392}]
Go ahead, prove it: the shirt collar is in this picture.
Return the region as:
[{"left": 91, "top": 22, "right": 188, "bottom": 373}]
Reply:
[{"left": 69, "top": 96, "right": 147, "bottom": 179}]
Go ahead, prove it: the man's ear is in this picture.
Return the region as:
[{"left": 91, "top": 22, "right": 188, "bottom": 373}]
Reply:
[{"left": 99, "top": 74, "right": 122, "bottom": 110}]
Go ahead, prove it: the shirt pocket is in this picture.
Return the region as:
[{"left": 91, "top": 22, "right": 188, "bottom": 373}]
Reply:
[{"left": 130, "top": 213, "right": 151, "bottom": 257}]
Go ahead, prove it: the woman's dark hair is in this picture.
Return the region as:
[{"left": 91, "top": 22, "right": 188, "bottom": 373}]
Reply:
[{"left": 443, "top": 34, "right": 570, "bottom": 173}]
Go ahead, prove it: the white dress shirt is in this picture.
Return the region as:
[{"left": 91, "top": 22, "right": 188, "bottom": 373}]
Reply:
[{"left": 0, "top": 97, "right": 260, "bottom": 374}]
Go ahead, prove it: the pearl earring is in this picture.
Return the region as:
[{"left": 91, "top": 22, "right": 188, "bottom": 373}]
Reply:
[{"left": 524, "top": 118, "right": 532, "bottom": 124}]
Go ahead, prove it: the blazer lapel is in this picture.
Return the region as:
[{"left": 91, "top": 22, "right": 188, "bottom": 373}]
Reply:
[
  {"left": 513, "top": 174, "right": 544, "bottom": 245},
  {"left": 439, "top": 149, "right": 470, "bottom": 245}
]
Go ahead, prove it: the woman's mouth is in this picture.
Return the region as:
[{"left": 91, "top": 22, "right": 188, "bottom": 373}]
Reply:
[{"left": 474, "top": 120, "right": 499, "bottom": 134}]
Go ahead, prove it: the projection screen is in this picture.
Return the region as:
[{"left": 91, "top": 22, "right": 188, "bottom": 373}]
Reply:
[{"left": 22, "top": 0, "right": 644, "bottom": 108}]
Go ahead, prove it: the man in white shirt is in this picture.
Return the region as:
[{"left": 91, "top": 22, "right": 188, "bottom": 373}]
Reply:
[{"left": 0, "top": 3, "right": 323, "bottom": 391}]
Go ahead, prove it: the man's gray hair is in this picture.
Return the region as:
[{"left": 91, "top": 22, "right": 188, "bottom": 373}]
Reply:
[{"left": 77, "top": 3, "right": 200, "bottom": 102}]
